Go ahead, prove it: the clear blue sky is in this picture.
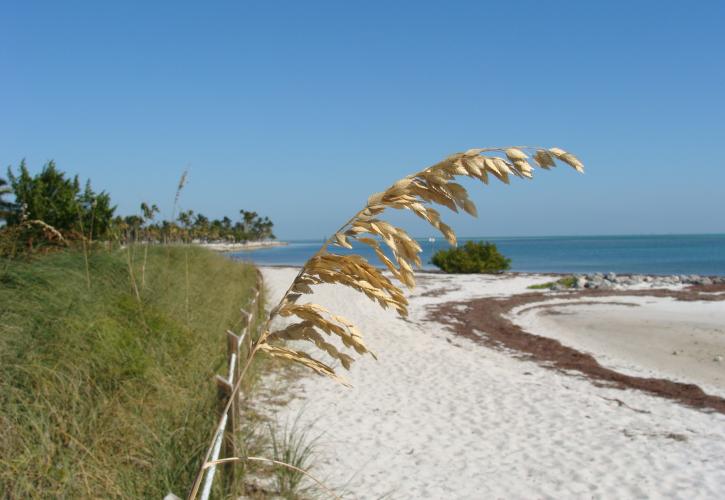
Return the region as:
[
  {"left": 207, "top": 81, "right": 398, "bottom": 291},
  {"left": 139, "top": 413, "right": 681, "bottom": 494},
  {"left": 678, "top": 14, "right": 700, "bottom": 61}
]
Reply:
[{"left": 2, "top": 1, "right": 724, "bottom": 239}]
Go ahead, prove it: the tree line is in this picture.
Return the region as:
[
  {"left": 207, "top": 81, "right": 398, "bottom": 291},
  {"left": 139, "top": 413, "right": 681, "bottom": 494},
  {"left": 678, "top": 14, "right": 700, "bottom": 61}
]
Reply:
[{"left": 0, "top": 160, "right": 275, "bottom": 252}]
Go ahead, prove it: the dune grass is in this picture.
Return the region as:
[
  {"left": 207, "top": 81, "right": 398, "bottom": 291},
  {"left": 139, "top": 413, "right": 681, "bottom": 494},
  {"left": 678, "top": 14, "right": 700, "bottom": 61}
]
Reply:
[
  {"left": 0, "top": 245, "right": 260, "bottom": 498},
  {"left": 527, "top": 275, "right": 577, "bottom": 290},
  {"left": 270, "top": 416, "right": 319, "bottom": 499}
]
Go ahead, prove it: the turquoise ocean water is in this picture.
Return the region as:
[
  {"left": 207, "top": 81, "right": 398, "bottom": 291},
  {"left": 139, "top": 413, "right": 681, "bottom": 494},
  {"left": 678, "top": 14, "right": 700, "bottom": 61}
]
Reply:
[{"left": 230, "top": 234, "right": 725, "bottom": 276}]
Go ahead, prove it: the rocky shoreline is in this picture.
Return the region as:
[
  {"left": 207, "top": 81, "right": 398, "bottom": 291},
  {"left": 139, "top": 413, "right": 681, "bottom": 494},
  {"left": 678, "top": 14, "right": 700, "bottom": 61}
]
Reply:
[{"left": 554, "top": 272, "right": 725, "bottom": 291}]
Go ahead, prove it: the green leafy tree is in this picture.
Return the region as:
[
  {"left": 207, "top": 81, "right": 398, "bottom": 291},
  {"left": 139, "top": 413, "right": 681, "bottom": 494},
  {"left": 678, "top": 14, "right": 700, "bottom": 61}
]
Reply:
[
  {"left": 78, "top": 180, "right": 114, "bottom": 240},
  {"left": 6, "top": 160, "right": 116, "bottom": 242},
  {"left": 6, "top": 160, "right": 116, "bottom": 247},
  {"left": 6, "top": 160, "right": 80, "bottom": 229},
  {"left": 431, "top": 241, "right": 511, "bottom": 274}
]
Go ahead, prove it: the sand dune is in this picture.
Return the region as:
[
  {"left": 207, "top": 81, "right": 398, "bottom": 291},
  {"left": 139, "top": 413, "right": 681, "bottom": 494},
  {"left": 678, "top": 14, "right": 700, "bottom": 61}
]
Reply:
[{"left": 259, "top": 267, "right": 725, "bottom": 499}]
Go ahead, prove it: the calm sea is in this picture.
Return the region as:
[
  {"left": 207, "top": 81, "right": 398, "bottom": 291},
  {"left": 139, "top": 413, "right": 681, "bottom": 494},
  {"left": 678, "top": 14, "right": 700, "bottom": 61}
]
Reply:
[{"left": 230, "top": 234, "right": 725, "bottom": 276}]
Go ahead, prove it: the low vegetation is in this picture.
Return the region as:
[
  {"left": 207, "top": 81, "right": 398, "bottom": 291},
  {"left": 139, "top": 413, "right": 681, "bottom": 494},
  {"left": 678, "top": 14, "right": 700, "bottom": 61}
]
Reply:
[
  {"left": 527, "top": 275, "right": 577, "bottom": 289},
  {"left": 270, "top": 417, "right": 319, "bottom": 499},
  {"left": 0, "top": 245, "right": 259, "bottom": 498},
  {"left": 431, "top": 241, "right": 511, "bottom": 274}
]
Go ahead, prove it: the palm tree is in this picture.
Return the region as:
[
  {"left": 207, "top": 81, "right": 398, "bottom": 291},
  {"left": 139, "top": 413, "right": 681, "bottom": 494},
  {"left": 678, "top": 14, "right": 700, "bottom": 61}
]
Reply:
[
  {"left": 140, "top": 202, "right": 159, "bottom": 224},
  {"left": 240, "top": 209, "right": 257, "bottom": 237},
  {"left": 177, "top": 209, "right": 194, "bottom": 242},
  {"left": 192, "top": 213, "right": 209, "bottom": 242},
  {"left": 140, "top": 202, "right": 159, "bottom": 242},
  {"left": 0, "top": 177, "right": 14, "bottom": 222}
]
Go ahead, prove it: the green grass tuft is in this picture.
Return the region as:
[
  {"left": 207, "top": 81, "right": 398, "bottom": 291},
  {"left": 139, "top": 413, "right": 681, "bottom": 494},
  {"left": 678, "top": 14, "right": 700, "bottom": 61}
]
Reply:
[
  {"left": 528, "top": 275, "right": 577, "bottom": 290},
  {"left": 270, "top": 416, "right": 319, "bottom": 499}
]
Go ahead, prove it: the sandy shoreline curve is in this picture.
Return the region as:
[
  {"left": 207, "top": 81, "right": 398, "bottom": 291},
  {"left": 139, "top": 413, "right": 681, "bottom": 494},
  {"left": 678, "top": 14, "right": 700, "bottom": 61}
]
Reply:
[
  {"left": 433, "top": 287, "right": 725, "bottom": 413},
  {"left": 257, "top": 267, "right": 725, "bottom": 498},
  {"left": 509, "top": 295, "right": 725, "bottom": 396}
]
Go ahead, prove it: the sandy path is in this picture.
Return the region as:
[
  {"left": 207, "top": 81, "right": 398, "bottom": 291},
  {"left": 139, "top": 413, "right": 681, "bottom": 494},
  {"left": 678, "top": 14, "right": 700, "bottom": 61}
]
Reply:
[{"left": 260, "top": 267, "right": 725, "bottom": 499}]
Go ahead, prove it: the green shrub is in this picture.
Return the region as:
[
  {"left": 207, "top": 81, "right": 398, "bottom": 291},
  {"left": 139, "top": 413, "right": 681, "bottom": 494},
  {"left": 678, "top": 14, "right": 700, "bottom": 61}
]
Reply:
[{"left": 431, "top": 241, "right": 511, "bottom": 274}]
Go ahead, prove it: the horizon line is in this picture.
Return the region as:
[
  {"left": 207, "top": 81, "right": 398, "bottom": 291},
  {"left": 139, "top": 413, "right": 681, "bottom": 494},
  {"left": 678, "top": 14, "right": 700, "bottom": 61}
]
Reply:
[{"left": 274, "top": 232, "right": 725, "bottom": 242}]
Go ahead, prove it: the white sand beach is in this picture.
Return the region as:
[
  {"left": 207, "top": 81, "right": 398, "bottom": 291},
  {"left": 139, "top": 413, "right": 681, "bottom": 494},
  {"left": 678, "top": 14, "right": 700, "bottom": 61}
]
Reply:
[
  {"left": 196, "top": 240, "right": 287, "bottom": 252},
  {"left": 259, "top": 267, "right": 725, "bottom": 499}
]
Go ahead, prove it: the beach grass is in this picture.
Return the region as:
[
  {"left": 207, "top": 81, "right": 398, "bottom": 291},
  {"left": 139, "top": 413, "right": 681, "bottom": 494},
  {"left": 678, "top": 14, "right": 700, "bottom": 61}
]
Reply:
[
  {"left": 0, "top": 245, "right": 259, "bottom": 498},
  {"left": 269, "top": 416, "right": 319, "bottom": 499},
  {"left": 527, "top": 275, "right": 577, "bottom": 290}
]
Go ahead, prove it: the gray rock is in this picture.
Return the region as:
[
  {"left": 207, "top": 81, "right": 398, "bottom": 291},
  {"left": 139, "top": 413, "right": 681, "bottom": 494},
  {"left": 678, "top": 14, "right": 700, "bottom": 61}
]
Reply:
[
  {"left": 715, "top": 355, "right": 723, "bottom": 363},
  {"left": 576, "top": 277, "right": 588, "bottom": 289},
  {"left": 606, "top": 272, "right": 618, "bottom": 282},
  {"left": 700, "top": 277, "right": 713, "bottom": 286}
]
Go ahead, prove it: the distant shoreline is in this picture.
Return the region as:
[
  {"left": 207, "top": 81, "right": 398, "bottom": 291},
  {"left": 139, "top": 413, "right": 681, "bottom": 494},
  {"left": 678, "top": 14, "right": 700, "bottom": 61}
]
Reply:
[
  {"left": 196, "top": 240, "right": 288, "bottom": 253},
  {"left": 233, "top": 234, "right": 725, "bottom": 276}
]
